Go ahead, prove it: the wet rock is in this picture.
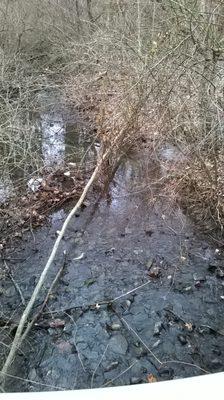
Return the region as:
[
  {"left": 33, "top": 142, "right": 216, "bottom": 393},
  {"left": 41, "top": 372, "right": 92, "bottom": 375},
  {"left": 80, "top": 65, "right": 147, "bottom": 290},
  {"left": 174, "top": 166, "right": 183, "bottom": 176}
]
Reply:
[
  {"left": 28, "top": 368, "right": 38, "bottom": 381},
  {"left": 4, "top": 286, "right": 16, "bottom": 297},
  {"left": 210, "top": 358, "right": 223, "bottom": 369},
  {"left": 130, "top": 377, "right": 143, "bottom": 384},
  {"left": 148, "top": 266, "right": 161, "bottom": 278},
  {"left": 198, "top": 326, "right": 211, "bottom": 334},
  {"left": 104, "top": 361, "right": 119, "bottom": 372},
  {"left": 207, "top": 308, "right": 215, "bottom": 317},
  {"left": 216, "top": 268, "right": 224, "bottom": 279},
  {"left": 208, "top": 262, "right": 218, "bottom": 273},
  {"left": 109, "top": 334, "right": 128, "bottom": 355},
  {"left": 134, "top": 346, "right": 147, "bottom": 358},
  {"left": 174, "top": 281, "right": 192, "bottom": 293},
  {"left": 153, "top": 321, "right": 163, "bottom": 336},
  {"left": 125, "top": 300, "right": 132, "bottom": 309},
  {"left": 183, "top": 286, "right": 193, "bottom": 293},
  {"left": 133, "top": 342, "right": 147, "bottom": 357},
  {"left": 158, "top": 367, "right": 174, "bottom": 379},
  {"left": 152, "top": 339, "right": 162, "bottom": 349},
  {"left": 110, "top": 323, "right": 121, "bottom": 331},
  {"left": 193, "top": 273, "right": 206, "bottom": 282},
  {"left": 48, "top": 328, "right": 58, "bottom": 336},
  {"left": 177, "top": 334, "right": 187, "bottom": 345}
]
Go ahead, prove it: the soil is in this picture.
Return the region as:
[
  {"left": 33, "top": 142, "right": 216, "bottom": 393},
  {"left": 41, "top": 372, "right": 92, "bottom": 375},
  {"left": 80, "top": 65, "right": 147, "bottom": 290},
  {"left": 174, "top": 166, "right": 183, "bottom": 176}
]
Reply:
[{"left": 0, "top": 145, "right": 224, "bottom": 392}]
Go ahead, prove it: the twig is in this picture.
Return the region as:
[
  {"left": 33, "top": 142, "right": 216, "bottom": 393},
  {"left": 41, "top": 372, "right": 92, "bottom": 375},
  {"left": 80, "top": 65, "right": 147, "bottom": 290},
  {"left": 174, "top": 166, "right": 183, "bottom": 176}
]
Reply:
[
  {"left": 68, "top": 316, "right": 86, "bottom": 373},
  {"left": 91, "top": 344, "right": 109, "bottom": 388},
  {"left": 43, "top": 280, "right": 152, "bottom": 314},
  {"left": 164, "top": 360, "right": 210, "bottom": 374},
  {"left": 0, "top": 371, "right": 66, "bottom": 391},
  {"left": 103, "top": 360, "right": 138, "bottom": 387},
  {"left": 111, "top": 280, "right": 151, "bottom": 303},
  {"left": 3, "top": 261, "right": 25, "bottom": 306},
  {"left": 118, "top": 314, "right": 162, "bottom": 366}
]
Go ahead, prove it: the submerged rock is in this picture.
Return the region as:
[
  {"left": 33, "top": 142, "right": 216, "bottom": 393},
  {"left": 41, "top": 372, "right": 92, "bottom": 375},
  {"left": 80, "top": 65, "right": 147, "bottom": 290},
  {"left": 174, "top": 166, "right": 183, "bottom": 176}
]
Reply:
[
  {"left": 109, "top": 334, "right": 128, "bottom": 355},
  {"left": 104, "top": 361, "right": 119, "bottom": 372},
  {"left": 153, "top": 321, "right": 163, "bottom": 336},
  {"left": 177, "top": 334, "right": 188, "bottom": 345}
]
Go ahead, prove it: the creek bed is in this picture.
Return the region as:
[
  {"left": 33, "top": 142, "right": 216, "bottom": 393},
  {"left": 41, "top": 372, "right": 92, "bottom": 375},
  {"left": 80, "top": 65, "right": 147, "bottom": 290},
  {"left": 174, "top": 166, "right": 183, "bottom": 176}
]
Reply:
[{"left": 0, "top": 110, "right": 224, "bottom": 392}]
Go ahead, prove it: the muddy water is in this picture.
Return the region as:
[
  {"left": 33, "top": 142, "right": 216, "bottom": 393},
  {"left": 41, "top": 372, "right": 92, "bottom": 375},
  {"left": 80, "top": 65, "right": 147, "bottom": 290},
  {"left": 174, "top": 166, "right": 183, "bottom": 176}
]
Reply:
[{"left": 0, "top": 125, "right": 224, "bottom": 391}]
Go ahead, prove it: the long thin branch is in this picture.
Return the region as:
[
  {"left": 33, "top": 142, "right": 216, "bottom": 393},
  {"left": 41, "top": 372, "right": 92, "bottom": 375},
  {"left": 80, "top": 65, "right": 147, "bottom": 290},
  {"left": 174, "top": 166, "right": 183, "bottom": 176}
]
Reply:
[
  {"left": 20, "top": 255, "right": 66, "bottom": 344},
  {"left": 0, "top": 150, "right": 109, "bottom": 386}
]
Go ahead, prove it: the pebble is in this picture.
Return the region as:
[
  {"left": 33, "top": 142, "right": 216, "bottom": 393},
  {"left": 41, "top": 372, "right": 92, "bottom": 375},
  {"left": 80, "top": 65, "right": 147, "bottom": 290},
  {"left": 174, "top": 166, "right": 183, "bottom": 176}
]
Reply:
[
  {"left": 152, "top": 339, "right": 162, "bottom": 348},
  {"left": 104, "top": 361, "right": 119, "bottom": 372},
  {"left": 110, "top": 323, "right": 121, "bottom": 331},
  {"left": 158, "top": 367, "right": 174, "bottom": 379},
  {"left": 153, "top": 321, "right": 163, "bottom": 336},
  {"left": 109, "top": 334, "right": 128, "bottom": 355},
  {"left": 28, "top": 368, "right": 38, "bottom": 381},
  {"left": 4, "top": 286, "right": 16, "bottom": 297},
  {"left": 177, "top": 334, "right": 187, "bottom": 345},
  {"left": 125, "top": 300, "right": 132, "bottom": 309},
  {"left": 130, "top": 377, "right": 142, "bottom": 384},
  {"left": 184, "top": 286, "right": 192, "bottom": 293},
  {"left": 193, "top": 273, "right": 206, "bottom": 282}
]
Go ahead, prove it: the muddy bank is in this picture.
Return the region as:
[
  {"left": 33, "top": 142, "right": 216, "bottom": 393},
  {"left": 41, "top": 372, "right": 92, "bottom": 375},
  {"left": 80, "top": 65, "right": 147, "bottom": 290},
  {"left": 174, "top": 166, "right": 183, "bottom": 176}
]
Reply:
[{"left": 0, "top": 146, "right": 224, "bottom": 392}]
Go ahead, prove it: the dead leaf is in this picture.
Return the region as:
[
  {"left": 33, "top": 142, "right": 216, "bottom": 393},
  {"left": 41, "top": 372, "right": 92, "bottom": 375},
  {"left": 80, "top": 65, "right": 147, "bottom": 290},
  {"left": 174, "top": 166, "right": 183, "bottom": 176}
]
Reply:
[
  {"left": 147, "top": 373, "right": 157, "bottom": 383},
  {"left": 185, "top": 322, "right": 193, "bottom": 331}
]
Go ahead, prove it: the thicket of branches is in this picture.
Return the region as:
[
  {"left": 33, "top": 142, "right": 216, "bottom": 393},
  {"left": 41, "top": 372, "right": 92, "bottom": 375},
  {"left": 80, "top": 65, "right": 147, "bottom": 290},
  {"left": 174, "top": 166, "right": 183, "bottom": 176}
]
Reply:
[{"left": 0, "top": 0, "right": 223, "bottom": 230}]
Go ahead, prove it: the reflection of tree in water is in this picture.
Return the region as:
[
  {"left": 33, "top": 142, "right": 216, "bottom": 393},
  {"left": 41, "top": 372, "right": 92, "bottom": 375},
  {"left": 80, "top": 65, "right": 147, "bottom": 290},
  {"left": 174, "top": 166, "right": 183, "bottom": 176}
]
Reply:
[
  {"left": 41, "top": 112, "right": 66, "bottom": 168},
  {"left": 108, "top": 152, "right": 161, "bottom": 213},
  {"left": 0, "top": 174, "right": 13, "bottom": 204}
]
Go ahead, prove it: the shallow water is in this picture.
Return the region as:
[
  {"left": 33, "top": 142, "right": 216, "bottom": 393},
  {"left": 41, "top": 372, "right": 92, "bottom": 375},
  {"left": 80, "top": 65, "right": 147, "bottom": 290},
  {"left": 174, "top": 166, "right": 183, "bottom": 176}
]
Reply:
[
  {"left": 1, "top": 135, "right": 224, "bottom": 391},
  {"left": 0, "top": 90, "right": 93, "bottom": 203}
]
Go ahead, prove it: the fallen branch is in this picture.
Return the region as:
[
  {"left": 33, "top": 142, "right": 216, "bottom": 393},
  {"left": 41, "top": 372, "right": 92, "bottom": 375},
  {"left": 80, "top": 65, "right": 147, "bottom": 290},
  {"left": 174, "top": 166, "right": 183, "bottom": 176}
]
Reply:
[
  {"left": 0, "top": 150, "right": 109, "bottom": 387},
  {"left": 20, "top": 254, "right": 67, "bottom": 343}
]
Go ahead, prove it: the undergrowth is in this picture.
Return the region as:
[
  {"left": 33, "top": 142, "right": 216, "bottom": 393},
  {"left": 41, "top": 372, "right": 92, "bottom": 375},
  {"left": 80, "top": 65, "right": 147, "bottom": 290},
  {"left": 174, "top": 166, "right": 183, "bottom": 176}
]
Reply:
[{"left": 0, "top": 0, "right": 224, "bottom": 236}]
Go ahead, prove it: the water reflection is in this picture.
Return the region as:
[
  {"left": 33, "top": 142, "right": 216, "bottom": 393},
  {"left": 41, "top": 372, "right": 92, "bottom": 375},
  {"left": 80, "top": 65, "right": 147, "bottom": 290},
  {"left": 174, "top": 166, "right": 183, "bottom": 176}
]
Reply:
[
  {"left": 41, "top": 113, "right": 65, "bottom": 167},
  {"left": 0, "top": 176, "right": 13, "bottom": 204},
  {"left": 0, "top": 90, "right": 94, "bottom": 204}
]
